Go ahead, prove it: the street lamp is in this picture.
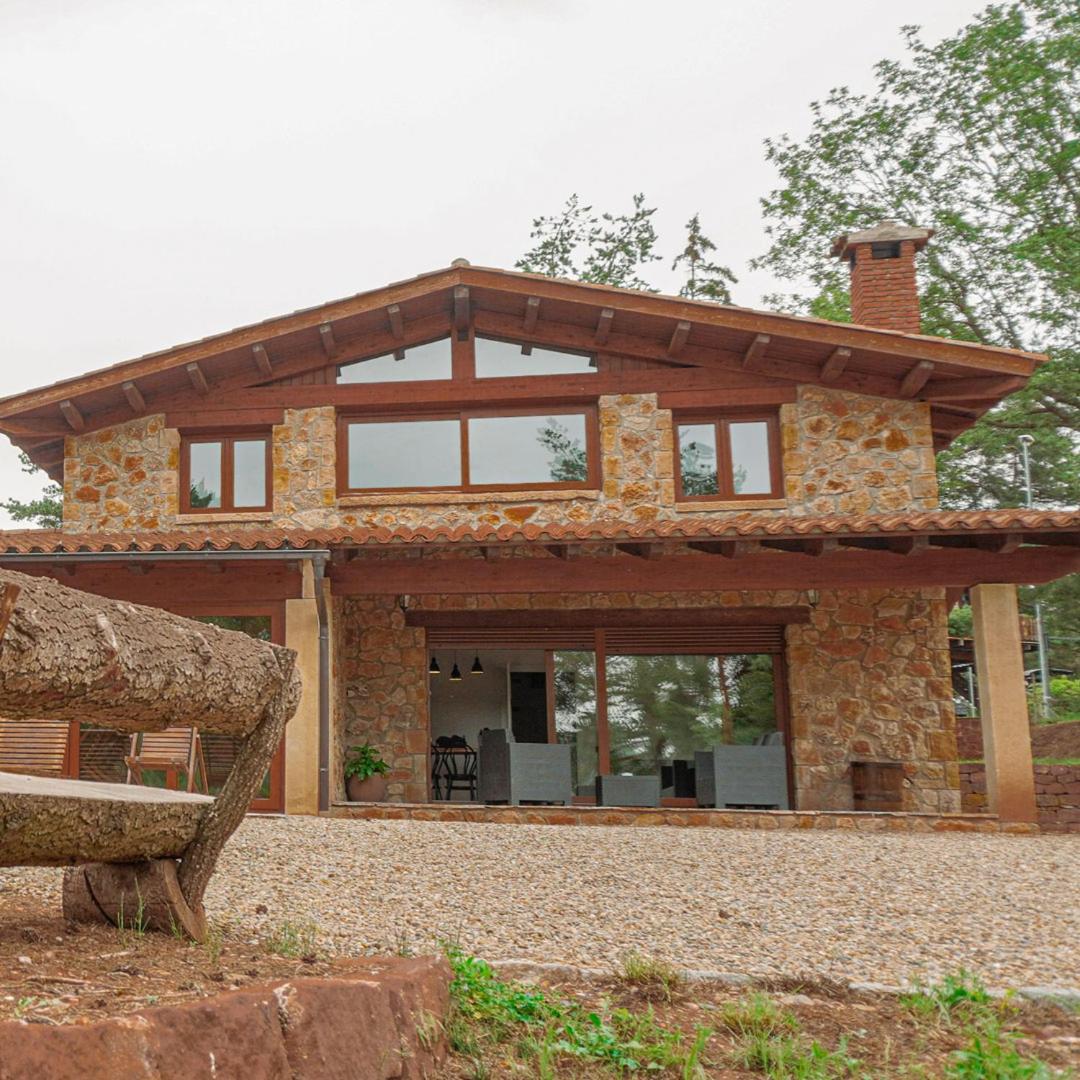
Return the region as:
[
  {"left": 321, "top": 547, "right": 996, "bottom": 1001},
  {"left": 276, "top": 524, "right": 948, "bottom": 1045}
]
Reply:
[{"left": 1018, "top": 434, "right": 1053, "bottom": 719}]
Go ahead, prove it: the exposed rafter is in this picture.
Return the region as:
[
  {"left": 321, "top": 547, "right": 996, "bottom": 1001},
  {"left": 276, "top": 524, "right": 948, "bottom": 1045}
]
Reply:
[
  {"left": 887, "top": 536, "right": 930, "bottom": 556},
  {"left": 386, "top": 304, "right": 406, "bottom": 361},
  {"left": 121, "top": 381, "right": 146, "bottom": 415},
  {"left": 59, "top": 400, "right": 85, "bottom": 432},
  {"left": 251, "top": 344, "right": 273, "bottom": 379},
  {"left": 318, "top": 323, "right": 337, "bottom": 358},
  {"left": 900, "top": 361, "right": 935, "bottom": 398},
  {"left": 741, "top": 334, "right": 771, "bottom": 371},
  {"left": 615, "top": 542, "right": 661, "bottom": 559},
  {"left": 687, "top": 540, "right": 762, "bottom": 558},
  {"left": 820, "top": 347, "right": 851, "bottom": 383},
  {"left": 922, "top": 375, "right": 1025, "bottom": 402},
  {"left": 521, "top": 297, "right": 540, "bottom": 355},
  {"left": 453, "top": 286, "right": 471, "bottom": 341},
  {"left": 185, "top": 362, "right": 210, "bottom": 396},
  {"left": 595, "top": 308, "right": 614, "bottom": 346},
  {"left": 667, "top": 320, "right": 691, "bottom": 358}
]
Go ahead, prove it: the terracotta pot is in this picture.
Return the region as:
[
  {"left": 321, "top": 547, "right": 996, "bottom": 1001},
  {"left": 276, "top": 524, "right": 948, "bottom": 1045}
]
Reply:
[{"left": 346, "top": 774, "right": 388, "bottom": 802}]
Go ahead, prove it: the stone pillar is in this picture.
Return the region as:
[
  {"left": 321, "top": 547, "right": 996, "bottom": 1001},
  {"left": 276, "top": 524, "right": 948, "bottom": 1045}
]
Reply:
[
  {"left": 284, "top": 563, "right": 321, "bottom": 815},
  {"left": 970, "top": 583, "right": 1036, "bottom": 822}
]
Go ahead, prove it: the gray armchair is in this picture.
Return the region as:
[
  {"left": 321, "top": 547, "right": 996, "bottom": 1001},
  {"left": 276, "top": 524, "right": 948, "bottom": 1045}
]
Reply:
[
  {"left": 695, "top": 743, "right": 789, "bottom": 809},
  {"left": 478, "top": 729, "right": 573, "bottom": 805}
]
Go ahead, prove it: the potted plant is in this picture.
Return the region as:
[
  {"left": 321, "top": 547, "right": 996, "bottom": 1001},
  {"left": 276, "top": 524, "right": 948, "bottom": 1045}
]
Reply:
[{"left": 344, "top": 743, "right": 391, "bottom": 802}]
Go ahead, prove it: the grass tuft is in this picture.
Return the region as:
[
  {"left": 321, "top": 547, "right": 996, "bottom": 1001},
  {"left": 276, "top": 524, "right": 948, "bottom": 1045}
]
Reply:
[
  {"left": 616, "top": 950, "right": 686, "bottom": 1002},
  {"left": 263, "top": 919, "right": 319, "bottom": 960}
]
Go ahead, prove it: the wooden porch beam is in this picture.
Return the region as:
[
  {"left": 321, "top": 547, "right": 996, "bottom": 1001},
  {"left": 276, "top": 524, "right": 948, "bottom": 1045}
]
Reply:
[
  {"left": 922, "top": 375, "right": 1026, "bottom": 402},
  {"left": 520, "top": 297, "right": 541, "bottom": 355},
  {"left": 121, "top": 381, "right": 146, "bottom": 415},
  {"left": 58, "top": 400, "right": 85, "bottom": 432},
  {"left": 741, "top": 334, "right": 771, "bottom": 372},
  {"left": 185, "top": 362, "right": 210, "bottom": 396},
  {"left": 615, "top": 542, "right": 661, "bottom": 559},
  {"left": 667, "top": 320, "right": 691, "bottom": 358},
  {"left": 820, "top": 347, "right": 851, "bottom": 383},
  {"left": 899, "top": 361, "right": 935, "bottom": 398},
  {"left": 251, "top": 344, "right": 273, "bottom": 379}
]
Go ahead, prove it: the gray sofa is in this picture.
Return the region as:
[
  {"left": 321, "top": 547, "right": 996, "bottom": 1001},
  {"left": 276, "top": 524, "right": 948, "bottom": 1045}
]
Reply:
[{"left": 477, "top": 729, "right": 573, "bottom": 805}]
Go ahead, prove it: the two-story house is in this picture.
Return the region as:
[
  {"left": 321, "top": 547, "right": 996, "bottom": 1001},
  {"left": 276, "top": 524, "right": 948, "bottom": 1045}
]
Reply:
[{"left": 1, "top": 221, "right": 1077, "bottom": 822}]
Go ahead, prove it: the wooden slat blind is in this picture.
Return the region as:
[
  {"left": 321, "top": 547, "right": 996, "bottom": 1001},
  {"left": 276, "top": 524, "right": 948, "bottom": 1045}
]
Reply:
[{"left": 425, "top": 625, "right": 785, "bottom": 654}]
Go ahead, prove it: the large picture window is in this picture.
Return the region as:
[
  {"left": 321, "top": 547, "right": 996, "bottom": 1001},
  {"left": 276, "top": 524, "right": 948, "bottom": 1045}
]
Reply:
[
  {"left": 339, "top": 408, "right": 596, "bottom": 493},
  {"left": 180, "top": 433, "right": 271, "bottom": 512},
  {"left": 675, "top": 414, "right": 781, "bottom": 500}
]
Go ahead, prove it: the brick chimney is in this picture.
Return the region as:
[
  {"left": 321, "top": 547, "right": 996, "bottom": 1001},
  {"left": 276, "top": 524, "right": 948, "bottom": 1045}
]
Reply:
[{"left": 831, "top": 220, "right": 933, "bottom": 334}]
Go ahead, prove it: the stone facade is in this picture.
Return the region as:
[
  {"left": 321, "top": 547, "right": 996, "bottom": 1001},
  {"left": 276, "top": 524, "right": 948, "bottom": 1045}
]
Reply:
[
  {"left": 61, "top": 385, "right": 937, "bottom": 532},
  {"left": 961, "top": 763, "right": 1080, "bottom": 832},
  {"left": 339, "top": 585, "right": 959, "bottom": 813},
  {"left": 62, "top": 416, "right": 180, "bottom": 531}
]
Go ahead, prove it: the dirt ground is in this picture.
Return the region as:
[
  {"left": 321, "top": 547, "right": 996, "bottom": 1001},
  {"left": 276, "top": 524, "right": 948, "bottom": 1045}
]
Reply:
[{"left": 1032, "top": 720, "right": 1080, "bottom": 760}]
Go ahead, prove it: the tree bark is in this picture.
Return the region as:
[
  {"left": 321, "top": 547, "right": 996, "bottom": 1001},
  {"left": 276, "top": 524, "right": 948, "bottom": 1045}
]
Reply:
[
  {"left": 0, "top": 568, "right": 304, "bottom": 939},
  {"left": 0, "top": 569, "right": 293, "bottom": 736},
  {"left": 0, "top": 773, "right": 210, "bottom": 865}
]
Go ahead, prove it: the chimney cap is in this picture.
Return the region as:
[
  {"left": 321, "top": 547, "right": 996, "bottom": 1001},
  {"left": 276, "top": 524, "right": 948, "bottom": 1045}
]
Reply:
[{"left": 831, "top": 220, "right": 933, "bottom": 260}]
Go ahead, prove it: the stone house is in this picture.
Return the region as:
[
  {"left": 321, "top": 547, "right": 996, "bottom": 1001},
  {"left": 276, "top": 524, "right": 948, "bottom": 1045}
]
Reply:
[{"left": 1, "top": 222, "right": 1076, "bottom": 821}]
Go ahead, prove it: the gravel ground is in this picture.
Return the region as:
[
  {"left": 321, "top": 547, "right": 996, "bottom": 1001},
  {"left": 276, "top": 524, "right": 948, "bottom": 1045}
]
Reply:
[{"left": 2, "top": 817, "right": 1077, "bottom": 990}]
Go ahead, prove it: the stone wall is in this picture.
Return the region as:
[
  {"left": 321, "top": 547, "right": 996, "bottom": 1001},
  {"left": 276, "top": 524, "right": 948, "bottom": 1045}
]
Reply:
[
  {"left": 961, "top": 763, "right": 1080, "bottom": 832},
  {"left": 62, "top": 416, "right": 180, "bottom": 531},
  {"left": 61, "top": 385, "right": 939, "bottom": 533},
  {"left": 338, "top": 584, "right": 959, "bottom": 813}
]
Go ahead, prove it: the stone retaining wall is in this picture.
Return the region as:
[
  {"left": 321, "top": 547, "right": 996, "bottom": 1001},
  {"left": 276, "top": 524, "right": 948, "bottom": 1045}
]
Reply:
[
  {"left": 960, "top": 762, "right": 1080, "bottom": 832},
  {"left": 332, "top": 801, "right": 1037, "bottom": 834},
  {"left": 0, "top": 956, "right": 450, "bottom": 1080}
]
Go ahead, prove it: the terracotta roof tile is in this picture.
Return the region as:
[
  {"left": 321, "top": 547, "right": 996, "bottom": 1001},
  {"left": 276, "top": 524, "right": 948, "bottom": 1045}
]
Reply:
[{"left": 0, "top": 509, "right": 1076, "bottom": 555}]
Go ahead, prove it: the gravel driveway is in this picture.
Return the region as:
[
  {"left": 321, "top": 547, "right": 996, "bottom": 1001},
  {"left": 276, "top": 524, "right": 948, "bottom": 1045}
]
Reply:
[{"left": 2, "top": 817, "right": 1077, "bottom": 990}]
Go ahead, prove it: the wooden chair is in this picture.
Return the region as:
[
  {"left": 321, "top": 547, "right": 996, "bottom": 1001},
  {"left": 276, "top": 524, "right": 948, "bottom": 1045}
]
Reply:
[
  {"left": 0, "top": 718, "right": 73, "bottom": 778},
  {"left": 126, "top": 727, "right": 208, "bottom": 794}
]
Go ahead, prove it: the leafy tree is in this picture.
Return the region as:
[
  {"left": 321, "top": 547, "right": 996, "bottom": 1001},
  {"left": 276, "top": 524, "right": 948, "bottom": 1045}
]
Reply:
[
  {"left": 752, "top": 0, "right": 1079, "bottom": 511},
  {"left": 518, "top": 196, "right": 736, "bottom": 298},
  {"left": 0, "top": 453, "right": 63, "bottom": 528},
  {"left": 672, "top": 213, "right": 737, "bottom": 303},
  {"left": 537, "top": 419, "right": 588, "bottom": 483}
]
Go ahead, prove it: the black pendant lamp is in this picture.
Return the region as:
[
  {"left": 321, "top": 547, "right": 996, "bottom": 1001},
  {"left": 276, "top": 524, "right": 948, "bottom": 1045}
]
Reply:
[
  {"left": 429, "top": 655, "right": 440, "bottom": 676},
  {"left": 449, "top": 656, "right": 463, "bottom": 681},
  {"left": 470, "top": 654, "right": 484, "bottom": 675}
]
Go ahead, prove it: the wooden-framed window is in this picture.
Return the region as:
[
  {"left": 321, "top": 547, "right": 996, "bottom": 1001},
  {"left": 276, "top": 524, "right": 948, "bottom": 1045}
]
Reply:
[
  {"left": 474, "top": 337, "right": 595, "bottom": 379},
  {"left": 180, "top": 433, "right": 272, "bottom": 512},
  {"left": 674, "top": 413, "right": 782, "bottom": 500},
  {"left": 338, "top": 406, "right": 598, "bottom": 494},
  {"left": 337, "top": 337, "right": 452, "bottom": 384}
]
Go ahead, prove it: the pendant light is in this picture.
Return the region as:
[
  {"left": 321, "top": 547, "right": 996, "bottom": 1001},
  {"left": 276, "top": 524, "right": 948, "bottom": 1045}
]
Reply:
[
  {"left": 470, "top": 654, "right": 484, "bottom": 675},
  {"left": 429, "top": 655, "right": 440, "bottom": 676},
  {"left": 449, "top": 652, "right": 462, "bottom": 681}
]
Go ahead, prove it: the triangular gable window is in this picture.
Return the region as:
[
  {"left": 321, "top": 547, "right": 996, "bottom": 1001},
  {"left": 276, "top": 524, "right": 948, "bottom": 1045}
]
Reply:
[{"left": 338, "top": 337, "right": 451, "bottom": 383}]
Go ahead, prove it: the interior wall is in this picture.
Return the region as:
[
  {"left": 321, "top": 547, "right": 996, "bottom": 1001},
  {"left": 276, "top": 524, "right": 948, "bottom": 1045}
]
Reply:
[{"left": 429, "top": 649, "right": 545, "bottom": 748}]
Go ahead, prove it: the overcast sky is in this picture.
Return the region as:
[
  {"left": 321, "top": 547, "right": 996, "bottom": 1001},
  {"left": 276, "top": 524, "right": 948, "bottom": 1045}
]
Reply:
[{"left": 0, "top": 0, "right": 987, "bottom": 525}]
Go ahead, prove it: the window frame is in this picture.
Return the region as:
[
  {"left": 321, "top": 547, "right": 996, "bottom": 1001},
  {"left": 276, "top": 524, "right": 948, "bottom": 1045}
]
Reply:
[
  {"left": 179, "top": 431, "right": 273, "bottom": 514},
  {"left": 673, "top": 411, "right": 782, "bottom": 502},
  {"left": 336, "top": 405, "right": 600, "bottom": 495}
]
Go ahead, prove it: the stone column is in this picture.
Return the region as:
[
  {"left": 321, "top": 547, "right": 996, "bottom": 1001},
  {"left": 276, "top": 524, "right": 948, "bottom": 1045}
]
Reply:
[
  {"left": 284, "top": 562, "right": 321, "bottom": 815},
  {"left": 970, "top": 583, "right": 1036, "bottom": 822}
]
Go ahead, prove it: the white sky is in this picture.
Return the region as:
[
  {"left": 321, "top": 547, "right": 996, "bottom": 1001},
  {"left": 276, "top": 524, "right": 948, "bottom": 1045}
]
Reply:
[{"left": 0, "top": 0, "right": 987, "bottom": 525}]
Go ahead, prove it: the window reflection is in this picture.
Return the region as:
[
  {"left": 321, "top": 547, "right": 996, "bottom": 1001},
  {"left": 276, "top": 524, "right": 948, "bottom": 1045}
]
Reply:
[
  {"left": 188, "top": 441, "right": 222, "bottom": 508},
  {"left": 729, "top": 421, "right": 772, "bottom": 494},
  {"left": 347, "top": 419, "right": 461, "bottom": 489},
  {"left": 232, "top": 439, "right": 267, "bottom": 508},
  {"left": 338, "top": 338, "right": 452, "bottom": 383},
  {"left": 468, "top": 413, "right": 588, "bottom": 486},
  {"left": 678, "top": 424, "right": 719, "bottom": 496},
  {"left": 475, "top": 338, "right": 595, "bottom": 379}
]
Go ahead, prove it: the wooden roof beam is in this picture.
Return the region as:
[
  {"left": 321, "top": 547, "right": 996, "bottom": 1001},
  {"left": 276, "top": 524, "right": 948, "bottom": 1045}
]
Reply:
[
  {"left": 667, "top": 320, "right": 691, "bottom": 358},
  {"left": 886, "top": 535, "right": 930, "bottom": 556},
  {"left": 454, "top": 286, "right": 471, "bottom": 341},
  {"left": 923, "top": 375, "right": 1025, "bottom": 402},
  {"left": 386, "top": 304, "right": 406, "bottom": 361},
  {"left": 251, "top": 344, "right": 273, "bottom": 379},
  {"left": 318, "top": 323, "right": 337, "bottom": 358},
  {"left": 741, "top": 334, "right": 771, "bottom": 371},
  {"left": 900, "top": 361, "right": 935, "bottom": 398},
  {"left": 185, "top": 362, "right": 210, "bottom": 396},
  {"left": 820, "top": 347, "right": 851, "bottom": 383},
  {"left": 121, "top": 381, "right": 146, "bottom": 415},
  {"left": 58, "top": 400, "right": 85, "bottom": 432},
  {"left": 615, "top": 542, "right": 661, "bottom": 559},
  {"left": 595, "top": 308, "right": 615, "bottom": 346},
  {"left": 975, "top": 533, "right": 1023, "bottom": 554},
  {"left": 520, "top": 297, "right": 541, "bottom": 355},
  {"left": 687, "top": 540, "right": 762, "bottom": 558}
]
